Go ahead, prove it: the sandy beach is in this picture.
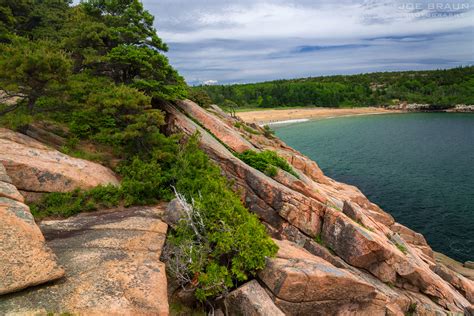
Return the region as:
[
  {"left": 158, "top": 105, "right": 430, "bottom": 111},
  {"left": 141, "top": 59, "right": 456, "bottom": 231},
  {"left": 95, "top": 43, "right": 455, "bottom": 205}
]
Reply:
[{"left": 237, "top": 107, "right": 401, "bottom": 125}]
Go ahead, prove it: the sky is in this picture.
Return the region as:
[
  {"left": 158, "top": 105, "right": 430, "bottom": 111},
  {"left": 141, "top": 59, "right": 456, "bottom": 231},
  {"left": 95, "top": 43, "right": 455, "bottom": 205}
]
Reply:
[{"left": 143, "top": 0, "right": 474, "bottom": 85}]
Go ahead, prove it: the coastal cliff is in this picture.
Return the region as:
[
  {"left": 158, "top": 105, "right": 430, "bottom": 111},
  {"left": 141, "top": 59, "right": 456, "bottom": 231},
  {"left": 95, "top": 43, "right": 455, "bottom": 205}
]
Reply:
[
  {"left": 0, "top": 100, "right": 472, "bottom": 315},
  {"left": 160, "top": 100, "right": 474, "bottom": 315}
]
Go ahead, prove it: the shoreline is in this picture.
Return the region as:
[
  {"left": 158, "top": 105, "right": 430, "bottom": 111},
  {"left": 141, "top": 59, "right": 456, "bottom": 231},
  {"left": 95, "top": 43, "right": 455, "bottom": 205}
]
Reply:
[{"left": 237, "top": 107, "right": 402, "bottom": 125}]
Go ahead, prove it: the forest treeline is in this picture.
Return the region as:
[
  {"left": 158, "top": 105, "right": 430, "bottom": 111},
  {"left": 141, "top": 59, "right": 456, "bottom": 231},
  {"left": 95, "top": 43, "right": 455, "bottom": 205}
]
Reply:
[{"left": 193, "top": 67, "right": 474, "bottom": 109}]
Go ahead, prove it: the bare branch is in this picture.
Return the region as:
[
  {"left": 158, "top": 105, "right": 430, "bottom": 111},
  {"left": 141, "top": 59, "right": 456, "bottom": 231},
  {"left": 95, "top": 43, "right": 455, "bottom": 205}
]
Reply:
[{"left": 0, "top": 88, "right": 26, "bottom": 99}]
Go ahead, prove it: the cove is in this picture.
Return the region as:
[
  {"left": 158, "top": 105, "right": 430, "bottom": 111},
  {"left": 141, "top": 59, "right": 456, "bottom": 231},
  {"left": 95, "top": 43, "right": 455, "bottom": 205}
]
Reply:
[{"left": 275, "top": 112, "right": 474, "bottom": 262}]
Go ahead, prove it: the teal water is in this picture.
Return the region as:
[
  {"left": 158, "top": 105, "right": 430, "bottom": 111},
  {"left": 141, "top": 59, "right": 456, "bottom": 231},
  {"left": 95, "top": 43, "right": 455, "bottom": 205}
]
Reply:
[{"left": 274, "top": 113, "right": 474, "bottom": 262}]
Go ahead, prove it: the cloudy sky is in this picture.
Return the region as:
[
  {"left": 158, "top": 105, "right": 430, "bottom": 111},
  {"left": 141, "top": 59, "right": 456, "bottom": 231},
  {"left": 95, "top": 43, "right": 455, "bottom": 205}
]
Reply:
[{"left": 141, "top": 0, "right": 474, "bottom": 85}]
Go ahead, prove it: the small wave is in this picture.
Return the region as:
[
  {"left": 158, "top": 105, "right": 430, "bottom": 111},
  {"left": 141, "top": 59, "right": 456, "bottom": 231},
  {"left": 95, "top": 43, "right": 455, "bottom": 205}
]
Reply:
[{"left": 260, "top": 118, "right": 309, "bottom": 126}]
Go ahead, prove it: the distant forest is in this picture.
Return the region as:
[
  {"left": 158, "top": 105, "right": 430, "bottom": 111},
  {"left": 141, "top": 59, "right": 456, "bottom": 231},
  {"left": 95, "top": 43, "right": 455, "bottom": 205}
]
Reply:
[{"left": 192, "top": 66, "right": 474, "bottom": 109}]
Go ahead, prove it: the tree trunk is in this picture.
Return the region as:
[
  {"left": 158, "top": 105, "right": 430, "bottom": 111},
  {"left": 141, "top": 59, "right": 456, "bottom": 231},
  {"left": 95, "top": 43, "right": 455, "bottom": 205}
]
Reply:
[{"left": 27, "top": 96, "right": 36, "bottom": 114}]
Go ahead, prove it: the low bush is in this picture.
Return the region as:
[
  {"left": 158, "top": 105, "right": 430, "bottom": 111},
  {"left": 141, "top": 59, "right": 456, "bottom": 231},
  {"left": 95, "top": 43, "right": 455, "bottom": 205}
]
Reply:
[
  {"left": 237, "top": 150, "right": 299, "bottom": 178},
  {"left": 262, "top": 125, "right": 275, "bottom": 138},
  {"left": 234, "top": 121, "right": 260, "bottom": 135},
  {"left": 30, "top": 185, "right": 122, "bottom": 219},
  {"left": 163, "top": 136, "right": 278, "bottom": 301}
]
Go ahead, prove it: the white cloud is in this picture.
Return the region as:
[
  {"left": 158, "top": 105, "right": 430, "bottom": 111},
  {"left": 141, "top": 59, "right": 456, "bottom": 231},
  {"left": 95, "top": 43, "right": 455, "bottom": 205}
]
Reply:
[{"left": 141, "top": 0, "right": 474, "bottom": 83}]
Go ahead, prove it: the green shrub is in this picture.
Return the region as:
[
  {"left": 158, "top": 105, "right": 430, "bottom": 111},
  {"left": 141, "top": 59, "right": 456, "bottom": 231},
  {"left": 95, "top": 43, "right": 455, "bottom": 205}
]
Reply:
[
  {"left": 314, "top": 234, "right": 324, "bottom": 245},
  {"left": 262, "top": 125, "right": 275, "bottom": 138},
  {"left": 0, "top": 110, "right": 33, "bottom": 130},
  {"left": 242, "top": 124, "right": 260, "bottom": 135},
  {"left": 237, "top": 150, "right": 299, "bottom": 178},
  {"left": 234, "top": 121, "right": 260, "bottom": 135},
  {"left": 31, "top": 185, "right": 122, "bottom": 219},
  {"left": 163, "top": 135, "right": 278, "bottom": 302},
  {"left": 119, "top": 156, "right": 171, "bottom": 206}
]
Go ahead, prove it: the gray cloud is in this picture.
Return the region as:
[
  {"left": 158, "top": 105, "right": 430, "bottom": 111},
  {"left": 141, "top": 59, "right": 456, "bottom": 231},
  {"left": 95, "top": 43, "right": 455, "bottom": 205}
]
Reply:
[{"left": 142, "top": 0, "right": 474, "bottom": 85}]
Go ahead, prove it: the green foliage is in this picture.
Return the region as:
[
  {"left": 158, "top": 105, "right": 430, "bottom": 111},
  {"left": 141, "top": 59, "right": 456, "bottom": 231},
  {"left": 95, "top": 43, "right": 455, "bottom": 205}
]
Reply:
[
  {"left": 262, "top": 125, "right": 275, "bottom": 138},
  {"left": 169, "top": 301, "right": 206, "bottom": 316},
  {"left": 237, "top": 150, "right": 299, "bottom": 178},
  {"left": 118, "top": 156, "right": 170, "bottom": 205},
  {"left": 165, "top": 135, "right": 278, "bottom": 302},
  {"left": 195, "top": 66, "right": 474, "bottom": 108},
  {"left": 405, "top": 303, "right": 417, "bottom": 316},
  {"left": 0, "top": 0, "right": 186, "bottom": 121},
  {"left": 31, "top": 185, "right": 121, "bottom": 219},
  {"left": 234, "top": 121, "right": 260, "bottom": 135},
  {"left": 0, "top": 110, "right": 33, "bottom": 130},
  {"left": 2, "top": 0, "right": 278, "bottom": 304},
  {"left": 395, "top": 242, "right": 408, "bottom": 255},
  {"left": 0, "top": 37, "right": 72, "bottom": 114},
  {"left": 187, "top": 88, "right": 213, "bottom": 108},
  {"left": 314, "top": 234, "right": 324, "bottom": 245},
  {"left": 81, "top": 0, "right": 167, "bottom": 52}
]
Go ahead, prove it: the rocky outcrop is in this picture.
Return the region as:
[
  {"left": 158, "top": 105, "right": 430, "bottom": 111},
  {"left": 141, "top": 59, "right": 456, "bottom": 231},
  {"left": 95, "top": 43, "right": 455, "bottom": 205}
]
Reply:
[
  {"left": 176, "top": 99, "right": 255, "bottom": 153},
  {"left": 0, "top": 205, "right": 169, "bottom": 315},
  {"left": 161, "top": 100, "right": 474, "bottom": 315},
  {"left": 447, "top": 104, "right": 474, "bottom": 112},
  {"left": 0, "top": 164, "right": 64, "bottom": 296},
  {"left": 0, "top": 128, "right": 119, "bottom": 198},
  {"left": 259, "top": 240, "right": 390, "bottom": 315},
  {"left": 433, "top": 263, "right": 474, "bottom": 303},
  {"left": 224, "top": 280, "right": 285, "bottom": 316},
  {"left": 388, "top": 103, "right": 474, "bottom": 112}
]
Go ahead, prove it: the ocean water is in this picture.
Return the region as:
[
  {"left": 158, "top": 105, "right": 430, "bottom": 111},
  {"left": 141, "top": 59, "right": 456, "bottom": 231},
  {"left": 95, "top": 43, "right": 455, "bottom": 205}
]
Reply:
[{"left": 274, "top": 113, "right": 474, "bottom": 262}]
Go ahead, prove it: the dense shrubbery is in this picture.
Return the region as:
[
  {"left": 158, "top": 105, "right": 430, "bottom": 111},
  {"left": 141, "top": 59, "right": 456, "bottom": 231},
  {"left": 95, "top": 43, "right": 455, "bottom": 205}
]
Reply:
[
  {"left": 32, "top": 134, "right": 279, "bottom": 302},
  {"left": 194, "top": 66, "right": 474, "bottom": 108},
  {"left": 164, "top": 136, "right": 278, "bottom": 301},
  {"left": 237, "top": 150, "right": 299, "bottom": 178}
]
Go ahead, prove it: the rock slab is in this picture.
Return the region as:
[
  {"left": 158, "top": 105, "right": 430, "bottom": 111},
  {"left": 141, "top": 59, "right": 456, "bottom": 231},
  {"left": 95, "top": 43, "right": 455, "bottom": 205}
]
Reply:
[
  {"left": 225, "top": 280, "right": 284, "bottom": 316},
  {"left": 0, "top": 163, "right": 64, "bottom": 296},
  {"left": 0, "top": 205, "right": 170, "bottom": 315},
  {"left": 0, "top": 128, "right": 119, "bottom": 194}
]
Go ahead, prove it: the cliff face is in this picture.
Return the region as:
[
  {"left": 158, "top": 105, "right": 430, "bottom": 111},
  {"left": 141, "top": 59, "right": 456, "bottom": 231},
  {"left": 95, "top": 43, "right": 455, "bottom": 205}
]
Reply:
[{"left": 162, "top": 100, "right": 474, "bottom": 315}]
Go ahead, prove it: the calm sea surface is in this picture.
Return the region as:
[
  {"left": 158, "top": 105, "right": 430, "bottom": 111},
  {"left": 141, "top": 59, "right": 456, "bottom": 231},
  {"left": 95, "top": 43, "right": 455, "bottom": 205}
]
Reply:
[{"left": 274, "top": 113, "right": 474, "bottom": 262}]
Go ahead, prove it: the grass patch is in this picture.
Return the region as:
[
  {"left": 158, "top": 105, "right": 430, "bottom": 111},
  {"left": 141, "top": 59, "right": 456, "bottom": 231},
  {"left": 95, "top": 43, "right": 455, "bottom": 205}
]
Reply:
[
  {"left": 395, "top": 242, "right": 408, "bottom": 255},
  {"left": 169, "top": 302, "right": 206, "bottom": 316},
  {"left": 325, "top": 202, "right": 342, "bottom": 212},
  {"left": 314, "top": 234, "right": 324, "bottom": 245},
  {"left": 30, "top": 185, "right": 122, "bottom": 219},
  {"left": 355, "top": 219, "right": 375, "bottom": 232},
  {"left": 234, "top": 121, "right": 260, "bottom": 135},
  {"left": 236, "top": 150, "right": 299, "bottom": 178},
  {"left": 313, "top": 234, "right": 335, "bottom": 254}
]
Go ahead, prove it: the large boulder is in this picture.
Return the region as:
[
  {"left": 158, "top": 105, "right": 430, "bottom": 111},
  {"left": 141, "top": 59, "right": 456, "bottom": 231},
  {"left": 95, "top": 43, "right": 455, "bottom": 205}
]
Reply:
[
  {"left": 0, "top": 205, "right": 169, "bottom": 315},
  {"left": 258, "top": 239, "right": 391, "bottom": 315},
  {"left": 225, "top": 280, "right": 284, "bottom": 316},
  {"left": 0, "top": 164, "right": 64, "bottom": 296},
  {"left": 321, "top": 208, "right": 471, "bottom": 313},
  {"left": 0, "top": 128, "right": 119, "bottom": 195}
]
